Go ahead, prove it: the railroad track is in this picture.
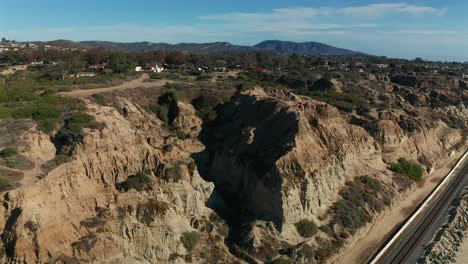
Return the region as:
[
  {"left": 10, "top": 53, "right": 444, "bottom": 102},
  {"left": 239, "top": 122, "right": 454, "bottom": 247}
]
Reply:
[
  {"left": 388, "top": 160, "right": 468, "bottom": 263},
  {"left": 369, "top": 151, "right": 468, "bottom": 264}
]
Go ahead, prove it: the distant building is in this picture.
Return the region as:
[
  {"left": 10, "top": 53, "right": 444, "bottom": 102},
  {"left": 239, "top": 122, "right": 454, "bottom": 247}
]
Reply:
[
  {"left": 213, "top": 66, "right": 227, "bottom": 72},
  {"left": 251, "top": 66, "right": 266, "bottom": 72},
  {"left": 88, "top": 64, "right": 105, "bottom": 69},
  {"left": 146, "top": 64, "right": 164, "bottom": 73},
  {"left": 31, "top": 61, "right": 44, "bottom": 65},
  {"left": 71, "top": 72, "right": 97, "bottom": 77},
  {"left": 135, "top": 66, "right": 143, "bottom": 72}
]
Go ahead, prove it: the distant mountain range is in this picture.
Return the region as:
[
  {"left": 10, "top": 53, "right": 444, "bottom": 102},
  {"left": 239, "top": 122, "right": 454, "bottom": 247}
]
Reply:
[
  {"left": 254, "top": 40, "right": 365, "bottom": 56},
  {"left": 38, "top": 39, "right": 368, "bottom": 56}
]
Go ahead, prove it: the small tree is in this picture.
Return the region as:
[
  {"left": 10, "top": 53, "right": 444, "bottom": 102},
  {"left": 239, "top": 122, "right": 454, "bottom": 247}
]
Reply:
[{"left": 295, "top": 219, "right": 318, "bottom": 238}]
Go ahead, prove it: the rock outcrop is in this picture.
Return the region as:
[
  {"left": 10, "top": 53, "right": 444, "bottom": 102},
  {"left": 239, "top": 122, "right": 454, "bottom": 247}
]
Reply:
[
  {"left": 420, "top": 190, "right": 468, "bottom": 264},
  {"left": 0, "top": 81, "right": 465, "bottom": 263},
  {"left": 0, "top": 98, "right": 238, "bottom": 263},
  {"left": 198, "top": 87, "right": 464, "bottom": 262}
]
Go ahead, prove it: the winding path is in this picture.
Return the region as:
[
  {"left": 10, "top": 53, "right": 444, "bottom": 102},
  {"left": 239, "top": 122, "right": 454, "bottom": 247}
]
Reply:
[{"left": 58, "top": 73, "right": 174, "bottom": 98}]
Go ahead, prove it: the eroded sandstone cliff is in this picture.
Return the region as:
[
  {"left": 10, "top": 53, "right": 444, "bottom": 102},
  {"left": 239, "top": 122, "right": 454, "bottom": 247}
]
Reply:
[
  {"left": 0, "top": 98, "right": 238, "bottom": 263},
  {"left": 0, "top": 80, "right": 465, "bottom": 264},
  {"left": 198, "top": 87, "right": 464, "bottom": 262}
]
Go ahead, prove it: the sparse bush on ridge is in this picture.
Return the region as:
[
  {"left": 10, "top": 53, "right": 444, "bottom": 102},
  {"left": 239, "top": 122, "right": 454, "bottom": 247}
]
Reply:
[
  {"left": 0, "top": 147, "right": 18, "bottom": 158},
  {"left": 180, "top": 231, "right": 200, "bottom": 252},
  {"left": 140, "top": 199, "right": 169, "bottom": 217},
  {"left": 64, "top": 112, "right": 96, "bottom": 133},
  {"left": 164, "top": 166, "right": 183, "bottom": 183},
  {"left": 0, "top": 178, "right": 10, "bottom": 188},
  {"left": 295, "top": 219, "right": 318, "bottom": 238},
  {"left": 330, "top": 176, "right": 386, "bottom": 233},
  {"left": 319, "top": 225, "right": 335, "bottom": 238},
  {"left": 92, "top": 94, "right": 107, "bottom": 106},
  {"left": 174, "top": 130, "right": 187, "bottom": 140},
  {"left": 150, "top": 104, "right": 169, "bottom": 124},
  {"left": 117, "top": 172, "right": 152, "bottom": 191}
]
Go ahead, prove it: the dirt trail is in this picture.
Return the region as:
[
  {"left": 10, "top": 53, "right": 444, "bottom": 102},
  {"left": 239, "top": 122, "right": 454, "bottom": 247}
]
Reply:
[
  {"left": 331, "top": 150, "right": 465, "bottom": 264},
  {"left": 58, "top": 73, "right": 175, "bottom": 98},
  {"left": 0, "top": 125, "right": 47, "bottom": 190},
  {"left": 0, "top": 64, "right": 30, "bottom": 75}
]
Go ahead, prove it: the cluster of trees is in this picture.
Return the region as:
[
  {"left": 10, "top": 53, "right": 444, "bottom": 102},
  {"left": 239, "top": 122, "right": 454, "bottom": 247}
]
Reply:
[{"left": 1, "top": 45, "right": 467, "bottom": 78}]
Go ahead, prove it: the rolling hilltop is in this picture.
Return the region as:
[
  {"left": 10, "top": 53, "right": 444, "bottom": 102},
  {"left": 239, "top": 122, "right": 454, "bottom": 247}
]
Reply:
[
  {"left": 39, "top": 39, "right": 367, "bottom": 56},
  {"left": 254, "top": 40, "right": 366, "bottom": 56}
]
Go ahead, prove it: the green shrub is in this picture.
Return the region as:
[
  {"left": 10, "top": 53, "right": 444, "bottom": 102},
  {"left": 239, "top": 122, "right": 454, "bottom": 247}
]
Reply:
[
  {"left": 305, "top": 91, "right": 368, "bottom": 112},
  {"left": 236, "top": 82, "right": 256, "bottom": 91},
  {"left": 164, "top": 167, "right": 182, "bottom": 183},
  {"left": 0, "top": 147, "right": 18, "bottom": 158},
  {"left": 329, "top": 176, "right": 387, "bottom": 232},
  {"left": 192, "top": 94, "right": 222, "bottom": 111},
  {"left": 159, "top": 89, "right": 183, "bottom": 105},
  {"left": 389, "top": 159, "right": 424, "bottom": 181},
  {"left": 192, "top": 94, "right": 222, "bottom": 121},
  {"left": 0, "top": 178, "right": 9, "bottom": 187},
  {"left": 11, "top": 104, "right": 62, "bottom": 121},
  {"left": 54, "top": 154, "right": 71, "bottom": 165},
  {"left": 150, "top": 104, "right": 169, "bottom": 124},
  {"left": 319, "top": 225, "right": 335, "bottom": 237},
  {"left": 65, "top": 112, "right": 95, "bottom": 133},
  {"left": 174, "top": 130, "right": 187, "bottom": 140},
  {"left": 295, "top": 219, "right": 318, "bottom": 238},
  {"left": 0, "top": 107, "right": 12, "bottom": 119},
  {"left": 180, "top": 231, "right": 200, "bottom": 252},
  {"left": 92, "top": 94, "right": 107, "bottom": 106},
  {"left": 38, "top": 118, "right": 60, "bottom": 133},
  {"left": 117, "top": 172, "right": 152, "bottom": 192},
  {"left": 333, "top": 199, "right": 371, "bottom": 230},
  {"left": 140, "top": 199, "right": 169, "bottom": 217},
  {"left": 4, "top": 156, "right": 24, "bottom": 169},
  {"left": 360, "top": 175, "right": 381, "bottom": 192}
]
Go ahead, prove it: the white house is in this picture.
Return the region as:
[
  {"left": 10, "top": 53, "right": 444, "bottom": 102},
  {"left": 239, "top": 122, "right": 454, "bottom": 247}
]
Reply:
[
  {"left": 135, "top": 66, "right": 143, "bottom": 72},
  {"left": 71, "top": 72, "right": 97, "bottom": 77},
  {"left": 147, "top": 64, "right": 164, "bottom": 73}
]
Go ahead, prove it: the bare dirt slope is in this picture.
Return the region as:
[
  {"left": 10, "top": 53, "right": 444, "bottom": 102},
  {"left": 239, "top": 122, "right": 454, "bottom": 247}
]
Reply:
[
  {"left": 58, "top": 73, "right": 175, "bottom": 98},
  {"left": 0, "top": 65, "right": 30, "bottom": 76}
]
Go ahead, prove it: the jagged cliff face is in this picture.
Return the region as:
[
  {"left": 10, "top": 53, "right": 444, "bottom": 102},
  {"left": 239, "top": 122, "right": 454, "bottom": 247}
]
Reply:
[
  {"left": 0, "top": 78, "right": 465, "bottom": 263},
  {"left": 199, "top": 86, "right": 464, "bottom": 261},
  {"left": 0, "top": 98, "right": 238, "bottom": 263},
  {"left": 203, "top": 88, "right": 385, "bottom": 229}
]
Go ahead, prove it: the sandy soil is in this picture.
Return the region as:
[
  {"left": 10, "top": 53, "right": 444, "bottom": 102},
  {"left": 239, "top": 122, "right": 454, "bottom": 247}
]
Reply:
[
  {"left": 0, "top": 125, "right": 44, "bottom": 190},
  {"left": 0, "top": 64, "right": 30, "bottom": 75},
  {"left": 331, "top": 150, "right": 466, "bottom": 264},
  {"left": 58, "top": 73, "right": 175, "bottom": 98},
  {"left": 455, "top": 237, "right": 468, "bottom": 263}
]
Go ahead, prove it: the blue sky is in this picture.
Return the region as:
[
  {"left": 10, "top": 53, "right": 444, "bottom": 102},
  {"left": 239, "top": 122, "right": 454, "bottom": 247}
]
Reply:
[{"left": 1, "top": 0, "right": 467, "bottom": 61}]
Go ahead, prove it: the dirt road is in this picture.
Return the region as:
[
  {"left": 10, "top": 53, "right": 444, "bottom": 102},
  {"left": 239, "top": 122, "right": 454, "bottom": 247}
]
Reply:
[
  {"left": 59, "top": 73, "right": 174, "bottom": 98},
  {"left": 0, "top": 64, "right": 30, "bottom": 75}
]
